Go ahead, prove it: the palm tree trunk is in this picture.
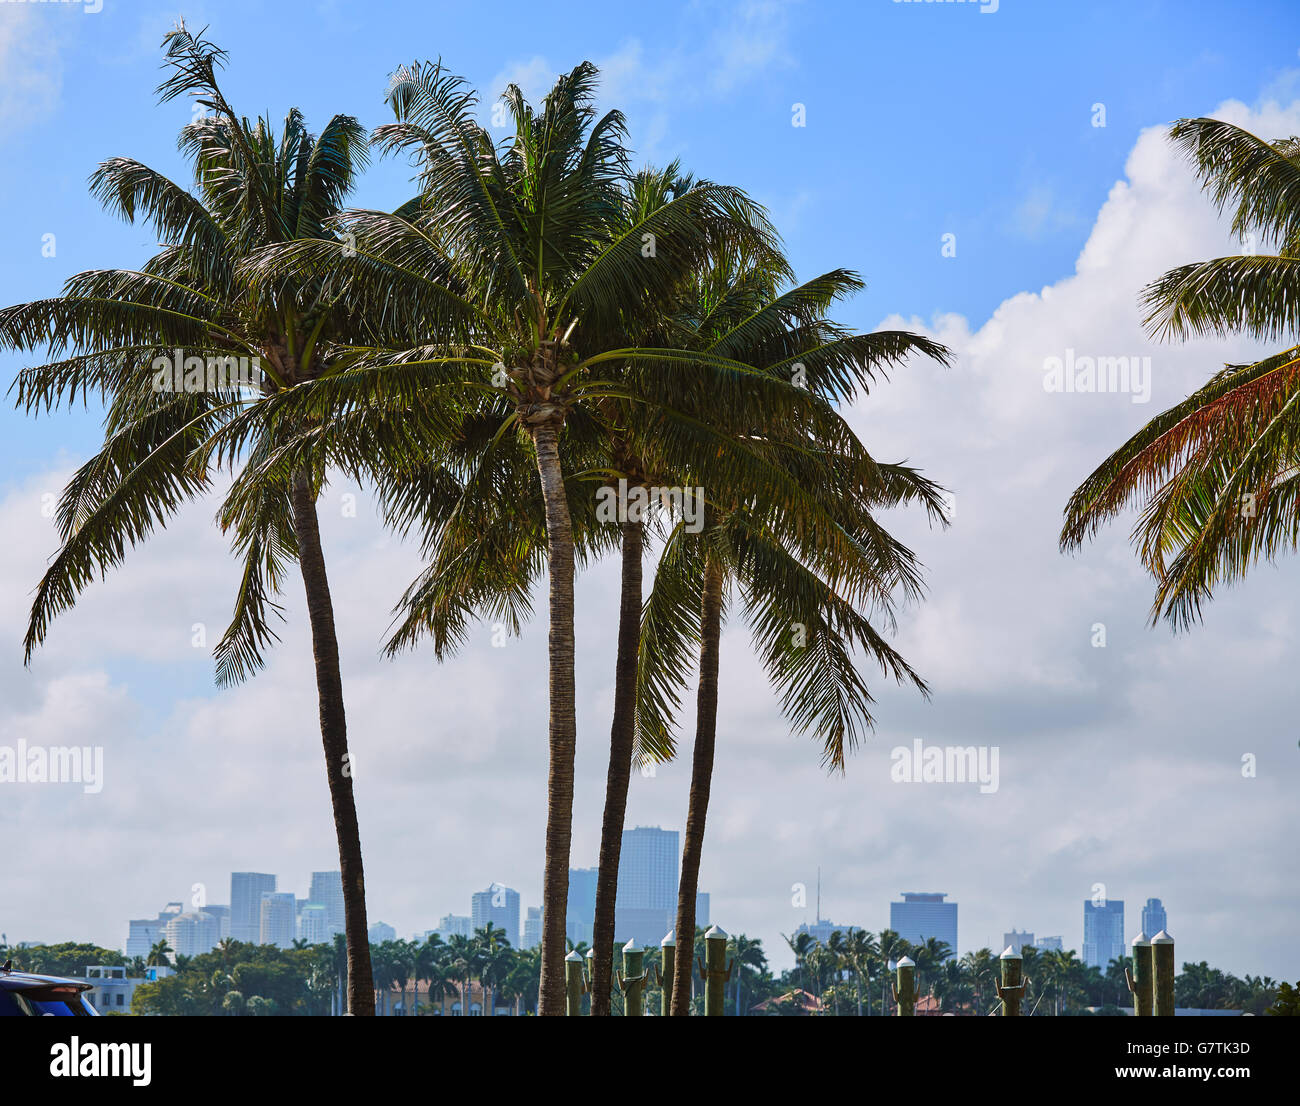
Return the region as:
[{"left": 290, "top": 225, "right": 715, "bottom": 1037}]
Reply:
[
  {"left": 289, "top": 470, "right": 375, "bottom": 1016},
  {"left": 590, "top": 519, "right": 644, "bottom": 1015},
  {"left": 669, "top": 554, "right": 725, "bottom": 1016},
  {"left": 529, "top": 422, "right": 578, "bottom": 1016}
]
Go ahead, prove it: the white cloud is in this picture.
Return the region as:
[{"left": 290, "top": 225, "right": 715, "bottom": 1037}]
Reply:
[{"left": 2, "top": 91, "right": 1299, "bottom": 982}]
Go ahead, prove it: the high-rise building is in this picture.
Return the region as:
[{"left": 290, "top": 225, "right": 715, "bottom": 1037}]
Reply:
[
  {"left": 230, "top": 873, "right": 276, "bottom": 943},
  {"left": 1142, "top": 898, "right": 1167, "bottom": 936},
  {"left": 298, "top": 903, "right": 331, "bottom": 945},
  {"left": 203, "top": 905, "right": 231, "bottom": 941},
  {"left": 432, "top": 914, "right": 471, "bottom": 942},
  {"left": 696, "top": 892, "right": 710, "bottom": 929},
  {"left": 1035, "top": 936, "right": 1063, "bottom": 951},
  {"left": 794, "top": 919, "right": 861, "bottom": 945},
  {"left": 1003, "top": 929, "right": 1034, "bottom": 953},
  {"left": 259, "top": 892, "right": 296, "bottom": 948},
  {"left": 126, "top": 917, "right": 166, "bottom": 959},
  {"left": 309, "top": 871, "right": 346, "bottom": 935},
  {"left": 566, "top": 867, "right": 598, "bottom": 946},
  {"left": 616, "top": 826, "right": 679, "bottom": 947},
  {"left": 1083, "top": 899, "right": 1125, "bottom": 968},
  {"left": 471, "top": 883, "right": 520, "bottom": 948},
  {"left": 164, "top": 911, "right": 220, "bottom": 957},
  {"left": 889, "top": 892, "right": 958, "bottom": 958},
  {"left": 523, "top": 907, "right": 543, "bottom": 949},
  {"left": 369, "top": 921, "right": 397, "bottom": 945}
]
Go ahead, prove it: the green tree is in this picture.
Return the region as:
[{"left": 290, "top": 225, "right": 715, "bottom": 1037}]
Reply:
[
  {"left": 1062, "top": 118, "right": 1300, "bottom": 626},
  {"left": 0, "top": 25, "right": 376, "bottom": 1012}
]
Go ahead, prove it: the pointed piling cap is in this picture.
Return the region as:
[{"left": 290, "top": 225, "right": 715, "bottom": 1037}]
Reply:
[
  {"left": 1000, "top": 945, "right": 1021, "bottom": 960},
  {"left": 704, "top": 924, "right": 727, "bottom": 941},
  {"left": 1151, "top": 930, "right": 1174, "bottom": 944},
  {"left": 1131, "top": 931, "right": 1150, "bottom": 947},
  {"left": 661, "top": 929, "right": 676, "bottom": 947},
  {"left": 586, "top": 946, "right": 596, "bottom": 958},
  {"left": 565, "top": 950, "right": 583, "bottom": 963},
  {"left": 896, "top": 955, "right": 915, "bottom": 968},
  {"left": 623, "top": 938, "right": 639, "bottom": 953}
]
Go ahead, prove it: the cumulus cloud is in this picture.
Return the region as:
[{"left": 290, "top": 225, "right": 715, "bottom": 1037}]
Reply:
[{"left": 2, "top": 92, "right": 1298, "bottom": 982}]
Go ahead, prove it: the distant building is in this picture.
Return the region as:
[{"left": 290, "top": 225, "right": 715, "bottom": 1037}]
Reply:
[
  {"left": 259, "top": 892, "right": 296, "bottom": 948},
  {"left": 298, "top": 903, "right": 332, "bottom": 945},
  {"left": 566, "top": 867, "right": 598, "bottom": 946},
  {"left": 431, "top": 914, "right": 470, "bottom": 942},
  {"left": 696, "top": 892, "right": 710, "bottom": 929},
  {"left": 890, "top": 892, "right": 958, "bottom": 958},
  {"left": 616, "top": 826, "right": 679, "bottom": 947},
  {"left": 203, "top": 905, "right": 231, "bottom": 941},
  {"left": 1003, "top": 929, "right": 1035, "bottom": 953},
  {"left": 369, "top": 921, "right": 397, "bottom": 945},
  {"left": 230, "top": 873, "right": 276, "bottom": 944},
  {"left": 309, "top": 871, "right": 346, "bottom": 936},
  {"left": 471, "top": 884, "right": 521, "bottom": 948},
  {"left": 794, "top": 919, "right": 862, "bottom": 945},
  {"left": 1142, "top": 898, "right": 1167, "bottom": 937},
  {"left": 164, "top": 911, "right": 220, "bottom": 958},
  {"left": 1035, "top": 936, "right": 1064, "bottom": 951},
  {"left": 126, "top": 918, "right": 165, "bottom": 959},
  {"left": 523, "top": 907, "right": 542, "bottom": 949},
  {"left": 1083, "top": 899, "right": 1125, "bottom": 969}
]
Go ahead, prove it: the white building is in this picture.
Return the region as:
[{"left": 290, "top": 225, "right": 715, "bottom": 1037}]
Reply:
[
  {"left": 164, "top": 910, "right": 220, "bottom": 958},
  {"left": 260, "top": 892, "right": 297, "bottom": 948}
]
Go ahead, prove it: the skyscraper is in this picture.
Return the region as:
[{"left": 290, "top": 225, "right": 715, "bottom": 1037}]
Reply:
[
  {"left": 259, "top": 892, "right": 296, "bottom": 948},
  {"left": 889, "top": 892, "right": 958, "bottom": 958},
  {"left": 523, "top": 907, "right": 543, "bottom": 949},
  {"left": 433, "top": 914, "right": 471, "bottom": 942},
  {"left": 298, "top": 903, "right": 331, "bottom": 945},
  {"left": 615, "top": 826, "right": 679, "bottom": 947},
  {"left": 1141, "top": 898, "right": 1167, "bottom": 936},
  {"left": 164, "top": 911, "right": 220, "bottom": 957},
  {"left": 309, "top": 871, "right": 346, "bottom": 935},
  {"left": 1003, "top": 929, "right": 1034, "bottom": 953},
  {"left": 1083, "top": 898, "right": 1125, "bottom": 968},
  {"left": 566, "top": 867, "right": 598, "bottom": 946},
  {"left": 230, "top": 872, "right": 276, "bottom": 943},
  {"left": 471, "top": 883, "right": 520, "bottom": 948}
]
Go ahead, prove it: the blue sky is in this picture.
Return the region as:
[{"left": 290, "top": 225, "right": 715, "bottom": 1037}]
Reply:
[{"left": 2, "top": 0, "right": 1299, "bottom": 978}]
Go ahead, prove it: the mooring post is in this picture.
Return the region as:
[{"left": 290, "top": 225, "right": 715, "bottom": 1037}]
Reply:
[
  {"left": 565, "top": 950, "right": 586, "bottom": 1016},
  {"left": 995, "top": 945, "right": 1027, "bottom": 1016},
  {"left": 617, "top": 939, "right": 647, "bottom": 1016},
  {"left": 654, "top": 930, "right": 675, "bottom": 1016},
  {"left": 699, "top": 924, "right": 732, "bottom": 1016},
  {"left": 892, "top": 955, "right": 917, "bottom": 1016},
  {"left": 1126, "top": 932, "right": 1152, "bottom": 1017},
  {"left": 1152, "top": 930, "right": 1175, "bottom": 1017}
]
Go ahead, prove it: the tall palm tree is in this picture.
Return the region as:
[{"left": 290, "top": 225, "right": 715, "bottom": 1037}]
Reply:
[
  {"left": 648, "top": 263, "right": 948, "bottom": 1014},
  {"left": 146, "top": 939, "right": 173, "bottom": 967},
  {"left": 0, "top": 24, "right": 376, "bottom": 1013},
  {"left": 274, "top": 62, "right": 779, "bottom": 1014},
  {"left": 1062, "top": 118, "right": 1300, "bottom": 624},
  {"left": 844, "top": 929, "right": 879, "bottom": 1016}
]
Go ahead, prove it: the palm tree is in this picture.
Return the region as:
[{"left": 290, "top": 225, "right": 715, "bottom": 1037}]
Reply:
[
  {"left": 1062, "top": 118, "right": 1300, "bottom": 625},
  {"left": 728, "top": 933, "right": 767, "bottom": 1017},
  {"left": 650, "top": 264, "right": 948, "bottom": 1014},
  {"left": 146, "top": 939, "right": 173, "bottom": 967},
  {"left": 0, "top": 24, "right": 376, "bottom": 1013},
  {"left": 844, "top": 929, "right": 879, "bottom": 1016},
  {"left": 961, "top": 948, "right": 997, "bottom": 1015},
  {"left": 280, "top": 61, "right": 777, "bottom": 1014}
]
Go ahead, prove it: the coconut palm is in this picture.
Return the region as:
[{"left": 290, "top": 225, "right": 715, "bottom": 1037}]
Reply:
[
  {"left": 643, "top": 263, "right": 948, "bottom": 1014},
  {"left": 844, "top": 929, "right": 879, "bottom": 1016},
  {"left": 266, "top": 64, "right": 781, "bottom": 1013},
  {"left": 0, "top": 24, "right": 377, "bottom": 1012},
  {"left": 146, "top": 939, "right": 173, "bottom": 967},
  {"left": 1062, "top": 118, "right": 1300, "bottom": 624}
]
